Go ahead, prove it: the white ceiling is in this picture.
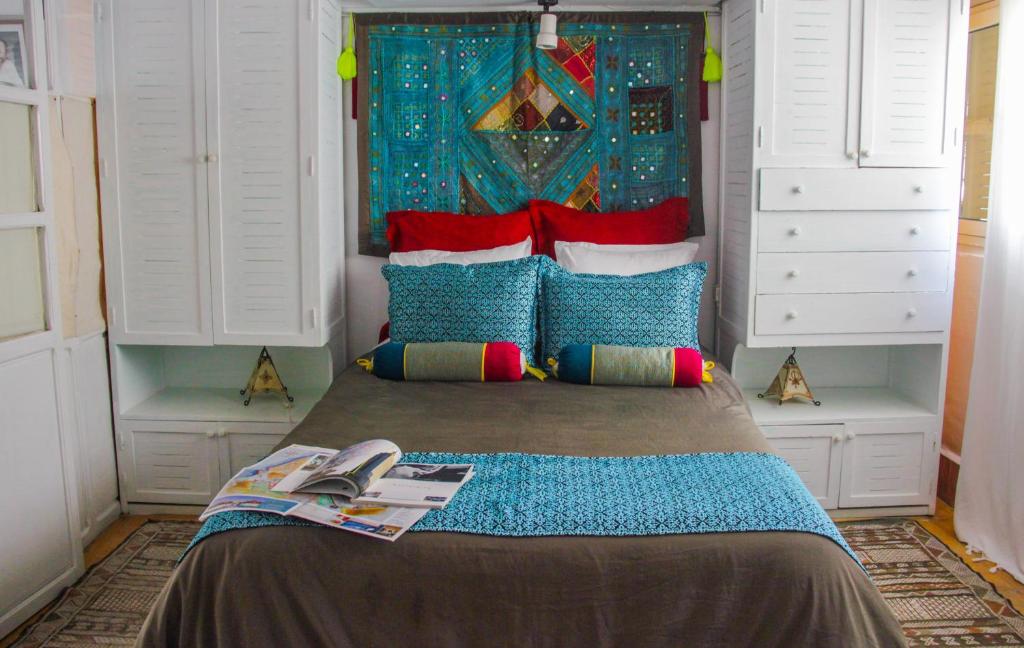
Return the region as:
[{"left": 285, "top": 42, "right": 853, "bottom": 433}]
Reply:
[{"left": 342, "top": 0, "right": 721, "bottom": 10}]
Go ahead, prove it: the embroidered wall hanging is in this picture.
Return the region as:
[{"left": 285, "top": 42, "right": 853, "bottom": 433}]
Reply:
[{"left": 355, "top": 12, "right": 704, "bottom": 256}]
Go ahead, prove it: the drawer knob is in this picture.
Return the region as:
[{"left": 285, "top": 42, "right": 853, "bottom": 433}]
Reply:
[
  {"left": 207, "top": 153, "right": 219, "bottom": 163},
  {"left": 205, "top": 430, "right": 216, "bottom": 439},
  {"left": 860, "top": 149, "right": 871, "bottom": 158},
  {"left": 792, "top": 185, "right": 805, "bottom": 194},
  {"left": 910, "top": 226, "right": 922, "bottom": 235},
  {"left": 907, "top": 268, "right": 919, "bottom": 277},
  {"left": 913, "top": 185, "right": 924, "bottom": 194},
  {"left": 787, "top": 269, "right": 800, "bottom": 278},
  {"left": 786, "top": 310, "right": 799, "bottom": 320},
  {"left": 846, "top": 151, "right": 856, "bottom": 160},
  {"left": 832, "top": 433, "right": 842, "bottom": 444},
  {"left": 846, "top": 432, "right": 856, "bottom": 441},
  {"left": 788, "top": 226, "right": 801, "bottom": 236},
  {"left": 907, "top": 308, "right": 918, "bottom": 318}
]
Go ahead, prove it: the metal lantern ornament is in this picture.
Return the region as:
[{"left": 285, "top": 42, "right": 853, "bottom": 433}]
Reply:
[
  {"left": 757, "top": 347, "right": 821, "bottom": 406},
  {"left": 240, "top": 346, "right": 294, "bottom": 407},
  {"left": 536, "top": 0, "right": 558, "bottom": 50}
]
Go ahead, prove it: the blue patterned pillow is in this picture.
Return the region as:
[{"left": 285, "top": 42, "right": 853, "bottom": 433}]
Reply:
[
  {"left": 540, "top": 261, "right": 707, "bottom": 361},
  {"left": 382, "top": 257, "right": 546, "bottom": 362}
]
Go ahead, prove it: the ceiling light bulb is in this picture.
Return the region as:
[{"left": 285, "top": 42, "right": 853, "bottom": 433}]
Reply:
[{"left": 536, "top": 12, "right": 558, "bottom": 50}]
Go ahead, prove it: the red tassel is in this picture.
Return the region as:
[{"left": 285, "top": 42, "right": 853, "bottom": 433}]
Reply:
[
  {"left": 699, "top": 56, "right": 709, "bottom": 122},
  {"left": 351, "top": 76, "right": 358, "bottom": 120}
]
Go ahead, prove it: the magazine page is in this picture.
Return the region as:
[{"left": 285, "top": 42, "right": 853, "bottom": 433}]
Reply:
[
  {"left": 352, "top": 463, "right": 474, "bottom": 509},
  {"left": 289, "top": 494, "right": 429, "bottom": 542},
  {"left": 273, "top": 438, "right": 402, "bottom": 498},
  {"left": 199, "top": 444, "right": 338, "bottom": 521}
]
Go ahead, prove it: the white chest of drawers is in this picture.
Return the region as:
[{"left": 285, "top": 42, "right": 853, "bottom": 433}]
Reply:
[{"left": 718, "top": 0, "right": 968, "bottom": 517}]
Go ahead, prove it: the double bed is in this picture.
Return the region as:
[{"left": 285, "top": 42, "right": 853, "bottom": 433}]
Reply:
[{"left": 139, "top": 361, "right": 905, "bottom": 647}]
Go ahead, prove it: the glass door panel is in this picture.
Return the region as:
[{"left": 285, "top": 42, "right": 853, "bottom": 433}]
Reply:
[
  {"left": 0, "top": 101, "right": 38, "bottom": 212},
  {"left": 0, "top": 227, "right": 46, "bottom": 340}
]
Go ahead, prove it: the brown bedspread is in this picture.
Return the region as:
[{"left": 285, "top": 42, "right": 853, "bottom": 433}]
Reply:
[{"left": 138, "top": 363, "right": 905, "bottom": 647}]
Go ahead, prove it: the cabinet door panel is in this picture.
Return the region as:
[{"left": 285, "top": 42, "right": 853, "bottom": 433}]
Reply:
[
  {"left": 0, "top": 351, "right": 76, "bottom": 615},
  {"left": 222, "top": 428, "right": 289, "bottom": 476},
  {"left": 208, "top": 0, "right": 312, "bottom": 344},
  {"left": 123, "top": 421, "right": 220, "bottom": 505},
  {"left": 756, "top": 0, "right": 860, "bottom": 167},
  {"left": 762, "top": 425, "right": 843, "bottom": 509},
  {"left": 860, "top": 0, "right": 966, "bottom": 167},
  {"left": 99, "top": 0, "right": 212, "bottom": 343},
  {"left": 839, "top": 418, "right": 936, "bottom": 507}
]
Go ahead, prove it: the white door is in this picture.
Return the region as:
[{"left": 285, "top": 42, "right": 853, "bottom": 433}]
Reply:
[
  {"left": 95, "top": 0, "right": 213, "bottom": 344},
  {"left": 121, "top": 420, "right": 221, "bottom": 505},
  {"left": 839, "top": 418, "right": 936, "bottom": 508},
  {"left": 755, "top": 0, "right": 861, "bottom": 167},
  {"left": 858, "top": 0, "right": 967, "bottom": 167},
  {"left": 206, "top": 0, "right": 317, "bottom": 345},
  {"left": 762, "top": 425, "right": 843, "bottom": 509},
  {"left": 0, "top": 1, "right": 84, "bottom": 636}
]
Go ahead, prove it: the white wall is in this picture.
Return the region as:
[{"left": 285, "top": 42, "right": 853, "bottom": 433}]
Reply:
[{"left": 343, "top": 15, "right": 722, "bottom": 360}]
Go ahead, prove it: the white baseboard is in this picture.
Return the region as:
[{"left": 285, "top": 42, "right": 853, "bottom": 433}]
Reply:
[
  {"left": 123, "top": 502, "right": 206, "bottom": 516},
  {"left": 829, "top": 505, "right": 932, "bottom": 520}
]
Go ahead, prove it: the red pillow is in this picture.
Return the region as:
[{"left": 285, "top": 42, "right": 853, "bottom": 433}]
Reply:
[
  {"left": 386, "top": 209, "right": 536, "bottom": 253},
  {"left": 529, "top": 198, "right": 690, "bottom": 258}
]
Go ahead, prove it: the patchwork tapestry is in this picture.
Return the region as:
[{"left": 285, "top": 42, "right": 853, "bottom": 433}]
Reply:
[{"left": 356, "top": 13, "right": 704, "bottom": 256}]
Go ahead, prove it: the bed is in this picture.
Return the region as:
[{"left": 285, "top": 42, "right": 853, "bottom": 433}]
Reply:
[{"left": 138, "top": 360, "right": 906, "bottom": 647}]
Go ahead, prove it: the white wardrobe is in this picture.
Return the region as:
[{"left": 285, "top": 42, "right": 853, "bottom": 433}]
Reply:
[
  {"left": 718, "top": 0, "right": 968, "bottom": 514},
  {"left": 95, "top": 0, "right": 345, "bottom": 511}
]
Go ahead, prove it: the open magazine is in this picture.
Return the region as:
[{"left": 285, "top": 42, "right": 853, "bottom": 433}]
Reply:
[
  {"left": 270, "top": 439, "right": 402, "bottom": 498},
  {"left": 200, "top": 442, "right": 473, "bottom": 541},
  {"left": 272, "top": 440, "right": 474, "bottom": 509}
]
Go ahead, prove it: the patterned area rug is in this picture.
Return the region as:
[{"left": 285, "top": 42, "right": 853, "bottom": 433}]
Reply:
[
  {"left": 8, "top": 519, "right": 1024, "bottom": 646},
  {"left": 839, "top": 519, "right": 1024, "bottom": 647}
]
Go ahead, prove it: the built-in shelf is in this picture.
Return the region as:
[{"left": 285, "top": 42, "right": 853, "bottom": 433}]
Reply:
[
  {"left": 121, "top": 387, "right": 322, "bottom": 424},
  {"left": 743, "top": 387, "right": 934, "bottom": 426}
]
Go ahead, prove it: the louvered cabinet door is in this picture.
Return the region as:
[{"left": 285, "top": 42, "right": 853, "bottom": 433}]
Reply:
[
  {"left": 207, "top": 0, "right": 317, "bottom": 345},
  {"left": 858, "top": 0, "right": 968, "bottom": 168},
  {"left": 838, "top": 418, "right": 937, "bottom": 508},
  {"left": 97, "top": 0, "right": 213, "bottom": 344},
  {"left": 755, "top": 0, "right": 861, "bottom": 167}
]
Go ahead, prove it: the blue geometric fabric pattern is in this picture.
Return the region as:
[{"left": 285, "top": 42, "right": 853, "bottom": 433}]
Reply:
[
  {"left": 357, "top": 13, "right": 704, "bottom": 255},
  {"left": 540, "top": 261, "right": 707, "bottom": 362},
  {"left": 182, "top": 451, "right": 863, "bottom": 572},
  {"left": 382, "top": 256, "right": 546, "bottom": 364}
]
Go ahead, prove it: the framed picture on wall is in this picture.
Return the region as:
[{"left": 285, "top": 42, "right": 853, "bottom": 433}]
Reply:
[{"left": 0, "top": 20, "right": 27, "bottom": 88}]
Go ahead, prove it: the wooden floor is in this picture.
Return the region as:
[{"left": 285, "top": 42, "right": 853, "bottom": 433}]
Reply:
[{"left": 2, "top": 503, "right": 1021, "bottom": 646}]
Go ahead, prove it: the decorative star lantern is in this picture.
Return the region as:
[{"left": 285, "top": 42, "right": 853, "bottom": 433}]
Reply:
[
  {"left": 757, "top": 347, "right": 821, "bottom": 406},
  {"left": 240, "top": 346, "right": 294, "bottom": 408}
]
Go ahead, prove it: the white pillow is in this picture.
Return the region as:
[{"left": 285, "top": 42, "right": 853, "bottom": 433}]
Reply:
[
  {"left": 553, "top": 240, "right": 700, "bottom": 276},
  {"left": 388, "top": 237, "right": 533, "bottom": 266}
]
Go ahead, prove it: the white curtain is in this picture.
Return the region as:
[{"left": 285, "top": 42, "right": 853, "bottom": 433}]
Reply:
[{"left": 954, "top": 0, "right": 1024, "bottom": 583}]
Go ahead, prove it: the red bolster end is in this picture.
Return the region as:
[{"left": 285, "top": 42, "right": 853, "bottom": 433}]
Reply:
[
  {"left": 673, "top": 348, "right": 704, "bottom": 387},
  {"left": 483, "top": 341, "right": 524, "bottom": 382},
  {"left": 378, "top": 321, "right": 391, "bottom": 344}
]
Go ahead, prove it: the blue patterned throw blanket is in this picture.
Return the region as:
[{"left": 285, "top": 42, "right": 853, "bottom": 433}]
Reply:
[{"left": 184, "top": 451, "right": 861, "bottom": 569}]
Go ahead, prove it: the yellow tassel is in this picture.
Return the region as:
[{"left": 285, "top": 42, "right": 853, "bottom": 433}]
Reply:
[
  {"left": 525, "top": 364, "right": 547, "bottom": 381},
  {"left": 702, "top": 13, "right": 723, "bottom": 83},
  {"left": 546, "top": 357, "right": 559, "bottom": 379},
  {"left": 356, "top": 358, "right": 373, "bottom": 373},
  {"left": 337, "top": 15, "right": 357, "bottom": 80},
  {"left": 702, "top": 360, "right": 716, "bottom": 384}
]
